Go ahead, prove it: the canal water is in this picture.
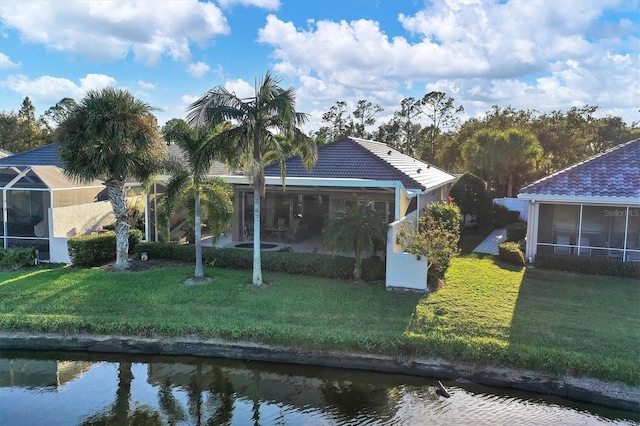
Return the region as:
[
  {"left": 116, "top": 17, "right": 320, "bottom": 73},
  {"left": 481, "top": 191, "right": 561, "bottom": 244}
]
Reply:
[{"left": 0, "top": 350, "right": 637, "bottom": 425}]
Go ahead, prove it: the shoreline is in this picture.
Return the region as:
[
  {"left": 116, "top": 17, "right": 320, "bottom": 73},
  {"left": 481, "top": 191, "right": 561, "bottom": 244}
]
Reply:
[{"left": 1, "top": 331, "right": 638, "bottom": 413}]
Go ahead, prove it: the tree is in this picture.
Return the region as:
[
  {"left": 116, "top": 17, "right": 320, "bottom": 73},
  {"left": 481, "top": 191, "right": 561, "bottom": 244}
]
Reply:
[
  {"left": 418, "top": 91, "right": 464, "bottom": 162},
  {"left": 44, "top": 97, "right": 78, "bottom": 127},
  {"left": 0, "top": 97, "right": 52, "bottom": 153},
  {"left": 462, "top": 129, "right": 502, "bottom": 192},
  {"left": 377, "top": 97, "right": 422, "bottom": 156},
  {"left": 449, "top": 172, "right": 492, "bottom": 227},
  {"left": 352, "top": 99, "right": 383, "bottom": 139},
  {"left": 187, "top": 71, "right": 315, "bottom": 286},
  {"left": 161, "top": 119, "right": 234, "bottom": 279},
  {"left": 396, "top": 202, "right": 461, "bottom": 285},
  {"left": 58, "top": 87, "right": 166, "bottom": 269},
  {"left": 499, "top": 128, "right": 542, "bottom": 197},
  {"left": 319, "top": 100, "right": 352, "bottom": 141},
  {"left": 322, "top": 200, "right": 388, "bottom": 281}
]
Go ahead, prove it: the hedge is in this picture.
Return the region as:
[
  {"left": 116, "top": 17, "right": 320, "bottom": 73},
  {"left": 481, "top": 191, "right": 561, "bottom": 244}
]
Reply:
[
  {"left": 498, "top": 242, "right": 525, "bottom": 266},
  {"left": 68, "top": 229, "right": 143, "bottom": 266},
  {"left": 134, "top": 242, "right": 386, "bottom": 282},
  {"left": 535, "top": 254, "right": 640, "bottom": 279},
  {"left": 0, "top": 248, "right": 35, "bottom": 270}
]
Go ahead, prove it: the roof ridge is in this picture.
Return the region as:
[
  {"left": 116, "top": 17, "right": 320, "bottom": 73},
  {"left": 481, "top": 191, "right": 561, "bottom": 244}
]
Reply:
[{"left": 336, "top": 137, "right": 425, "bottom": 188}]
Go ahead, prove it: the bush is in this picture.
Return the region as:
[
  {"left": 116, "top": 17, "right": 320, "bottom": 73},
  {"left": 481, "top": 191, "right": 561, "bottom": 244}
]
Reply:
[
  {"left": 498, "top": 242, "right": 525, "bottom": 266},
  {"left": 535, "top": 254, "right": 640, "bottom": 279},
  {"left": 133, "top": 242, "right": 387, "bottom": 282},
  {"left": 506, "top": 221, "right": 527, "bottom": 242},
  {"left": 0, "top": 248, "right": 35, "bottom": 269},
  {"left": 68, "top": 229, "right": 143, "bottom": 266},
  {"left": 492, "top": 203, "right": 521, "bottom": 228}
]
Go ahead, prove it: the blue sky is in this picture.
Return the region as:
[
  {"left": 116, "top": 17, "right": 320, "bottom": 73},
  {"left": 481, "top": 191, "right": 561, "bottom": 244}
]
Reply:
[{"left": 0, "top": 0, "right": 638, "bottom": 133}]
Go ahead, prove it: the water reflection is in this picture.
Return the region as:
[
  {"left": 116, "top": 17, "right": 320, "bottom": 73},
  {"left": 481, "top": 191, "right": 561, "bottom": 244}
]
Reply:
[{"left": 0, "top": 350, "right": 636, "bottom": 425}]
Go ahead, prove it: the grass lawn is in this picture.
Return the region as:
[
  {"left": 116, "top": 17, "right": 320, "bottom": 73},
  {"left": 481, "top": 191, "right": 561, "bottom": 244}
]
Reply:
[{"left": 0, "top": 257, "right": 638, "bottom": 385}]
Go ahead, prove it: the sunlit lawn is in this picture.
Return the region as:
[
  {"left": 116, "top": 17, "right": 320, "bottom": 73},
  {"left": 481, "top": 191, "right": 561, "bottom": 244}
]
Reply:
[{"left": 1, "top": 257, "right": 638, "bottom": 384}]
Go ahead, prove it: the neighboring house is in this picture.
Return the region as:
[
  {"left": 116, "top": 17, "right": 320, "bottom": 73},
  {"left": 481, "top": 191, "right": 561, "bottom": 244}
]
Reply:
[
  {"left": 518, "top": 138, "right": 640, "bottom": 263},
  {"left": 220, "top": 136, "right": 456, "bottom": 290},
  {"left": 0, "top": 144, "right": 141, "bottom": 263}
]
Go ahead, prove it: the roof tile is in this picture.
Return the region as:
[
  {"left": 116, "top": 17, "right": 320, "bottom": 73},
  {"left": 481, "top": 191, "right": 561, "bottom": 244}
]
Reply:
[{"left": 519, "top": 138, "right": 640, "bottom": 199}]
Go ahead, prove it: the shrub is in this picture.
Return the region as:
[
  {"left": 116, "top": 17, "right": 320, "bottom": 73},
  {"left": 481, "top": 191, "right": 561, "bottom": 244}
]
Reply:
[
  {"left": 0, "top": 248, "right": 35, "bottom": 269},
  {"left": 535, "top": 254, "right": 640, "bottom": 279},
  {"left": 492, "top": 203, "right": 521, "bottom": 228},
  {"left": 68, "top": 229, "right": 143, "bottom": 266},
  {"left": 133, "top": 242, "right": 387, "bottom": 282},
  {"left": 506, "top": 221, "right": 527, "bottom": 242},
  {"left": 498, "top": 242, "right": 525, "bottom": 266},
  {"left": 396, "top": 202, "right": 461, "bottom": 283}
]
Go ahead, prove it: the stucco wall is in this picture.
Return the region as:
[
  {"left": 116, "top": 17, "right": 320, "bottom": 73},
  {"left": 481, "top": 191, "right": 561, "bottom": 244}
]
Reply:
[
  {"left": 386, "top": 212, "right": 428, "bottom": 291},
  {"left": 51, "top": 201, "right": 114, "bottom": 238},
  {"left": 48, "top": 201, "right": 114, "bottom": 263}
]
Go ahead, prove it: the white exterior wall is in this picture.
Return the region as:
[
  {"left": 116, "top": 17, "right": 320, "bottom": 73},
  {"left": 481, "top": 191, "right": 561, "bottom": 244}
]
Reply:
[
  {"left": 48, "top": 201, "right": 114, "bottom": 263},
  {"left": 385, "top": 211, "right": 428, "bottom": 291}
]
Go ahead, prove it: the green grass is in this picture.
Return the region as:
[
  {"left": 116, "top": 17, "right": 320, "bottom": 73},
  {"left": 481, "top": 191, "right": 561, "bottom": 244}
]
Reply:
[{"left": 1, "top": 258, "right": 638, "bottom": 385}]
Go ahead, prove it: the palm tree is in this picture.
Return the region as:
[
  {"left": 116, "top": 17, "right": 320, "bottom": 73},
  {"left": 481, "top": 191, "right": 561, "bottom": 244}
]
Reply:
[
  {"left": 161, "top": 119, "right": 233, "bottom": 279},
  {"left": 323, "top": 200, "right": 388, "bottom": 281},
  {"left": 187, "top": 71, "right": 316, "bottom": 286},
  {"left": 58, "top": 87, "right": 165, "bottom": 269}
]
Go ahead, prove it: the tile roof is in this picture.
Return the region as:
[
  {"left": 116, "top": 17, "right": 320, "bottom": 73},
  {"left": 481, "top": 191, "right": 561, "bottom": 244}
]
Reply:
[
  {"left": 0, "top": 144, "right": 62, "bottom": 167},
  {"left": 167, "top": 143, "right": 230, "bottom": 176},
  {"left": 263, "top": 137, "right": 455, "bottom": 191},
  {"left": 519, "top": 138, "right": 640, "bottom": 199}
]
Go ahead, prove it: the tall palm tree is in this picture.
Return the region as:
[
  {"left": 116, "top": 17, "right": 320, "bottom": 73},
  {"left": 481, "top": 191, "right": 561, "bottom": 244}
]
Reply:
[
  {"left": 58, "top": 87, "right": 165, "bottom": 269},
  {"left": 161, "top": 119, "right": 233, "bottom": 279},
  {"left": 323, "top": 200, "right": 388, "bottom": 281},
  {"left": 187, "top": 71, "right": 316, "bottom": 286}
]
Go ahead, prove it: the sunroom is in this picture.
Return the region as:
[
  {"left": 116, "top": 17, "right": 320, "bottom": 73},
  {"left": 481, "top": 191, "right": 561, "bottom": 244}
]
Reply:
[
  {"left": 519, "top": 138, "right": 640, "bottom": 263},
  {"left": 1, "top": 165, "right": 106, "bottom": 261}
]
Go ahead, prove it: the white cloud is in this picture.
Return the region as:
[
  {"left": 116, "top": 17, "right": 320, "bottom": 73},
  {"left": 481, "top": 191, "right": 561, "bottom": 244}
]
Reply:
[
  {"left": 0, "top": 1, "right": 229, "bottom": 65},
  {"left": 4, "top": 73, "right": 117, "bottom": 104},
  {"left": 138, "top": 80, "right": 158, "bottom": 90},
  {"left": 186, "top": 61, "right": 211, "bottom": 78},
  {"left": 218, "top": 0, "right": 280, "bottom": 10},
  {"left": 225, "top": 78, "right": 254, "bottom": 99},
  {"left": 0, "top": 52, "right": 19, "bottom": 69},
  {"left": 258, "top": 1, "right": 639, "bottom": 127},
  {"left": 181, "top": 94, "right": 199, "bottom": 105}
]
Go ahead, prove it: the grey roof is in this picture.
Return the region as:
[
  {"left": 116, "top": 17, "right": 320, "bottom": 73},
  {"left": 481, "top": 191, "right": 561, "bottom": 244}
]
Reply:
[
  {"left": 0, "top": 144, "right": 62, "bottom": 167},
  {"left": 167, "top": 143, "right": 230, "bottom": 176},
  {"left": 519, "top": 138, "right": 640, "bottom": 199},
  {"left": 264, "top": 137, "right": 455, "bottom": 191}
]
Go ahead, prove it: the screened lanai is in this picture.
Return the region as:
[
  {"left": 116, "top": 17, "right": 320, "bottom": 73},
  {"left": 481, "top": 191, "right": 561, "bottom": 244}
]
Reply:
[{"left": 1, "top": 165, "right": 106, "bottom": 261}]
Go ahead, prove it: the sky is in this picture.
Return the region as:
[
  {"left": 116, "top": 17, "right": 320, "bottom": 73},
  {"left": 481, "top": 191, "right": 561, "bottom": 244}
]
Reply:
[{"left": 0, "top": 0, "right": 638, "bottom": 134}]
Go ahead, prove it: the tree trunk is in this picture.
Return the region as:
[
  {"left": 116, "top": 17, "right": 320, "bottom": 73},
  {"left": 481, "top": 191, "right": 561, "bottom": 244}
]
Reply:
[
  {"left": 107, "top": 179, "right": 130, "bottom": 269},
  {"left": 253, "top": 186, "right": 263, "bottom": 285},
  {"left": 353, "top": 246, "right": 362, "bottom": 281},
  {"left": 194, "top": 186, "right": 203, "bottom": 278},
  {"left": 114, "top": 361, "right": 133, "bottom": 424},
  {"left": 507, "top": 173, "right": 514, "bottom": 198}
]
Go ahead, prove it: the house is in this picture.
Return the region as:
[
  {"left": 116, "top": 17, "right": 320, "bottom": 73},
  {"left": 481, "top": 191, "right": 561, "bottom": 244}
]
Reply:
[
  {"left": 518, "top": 138, "right": 640, "bottom": 263},
  {"left": 221, "top": 137, "right": 455, "bottom": 242},
  {"left": 0, "top": 144, "right": 142, "bottom": 263},
  {"left": 219, "top": 136, "right": 456, "bottom": 290}
]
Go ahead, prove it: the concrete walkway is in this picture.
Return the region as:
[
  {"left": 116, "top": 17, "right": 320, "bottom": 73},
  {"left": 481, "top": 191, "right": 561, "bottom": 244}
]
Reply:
[{"left": 472, "top": 228, "right": 507, "bottom": 255}]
